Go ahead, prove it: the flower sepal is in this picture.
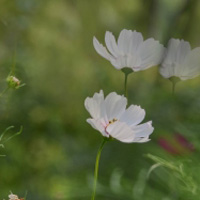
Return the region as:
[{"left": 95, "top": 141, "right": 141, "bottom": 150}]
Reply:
[
  {"left": 169, "top": 76, "right": 181, "bottom": 85},
  {"left": 121, "top": 67, "right": 133, "bottom": 76}
]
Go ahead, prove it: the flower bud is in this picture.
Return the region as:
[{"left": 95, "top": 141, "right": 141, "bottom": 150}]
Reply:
[
  {"left": 6, "top": 76, "right": 20, "bottom": 89},
  {"left": 8, "top": 194, "right": 19, "bottom": 200}
]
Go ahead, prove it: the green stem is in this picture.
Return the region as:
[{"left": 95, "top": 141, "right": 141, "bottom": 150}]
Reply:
[
  {"left": 91, "top": 138, "right": 107, "bottom": 200},
  {"left": 121, "top": 68, "right": 132, "bottom": 100},
  {"left": 169, "top": 76, "right": 180, "bottom": 96},
  {"left": 172, "top": 81, "right": 176, "bottom": 96},
  {"left": 0, "top": 87, "right": 9, "bottom": 98},
  {"left": 124, "top": 73, "right": 128, "bottom": 98}
]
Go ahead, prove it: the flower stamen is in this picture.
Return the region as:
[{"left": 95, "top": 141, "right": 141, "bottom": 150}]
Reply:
[
  {"left": 108, "top": 118, "right": 118, "bottom": 124},
  {"left": 105, "top": 118, "right": 118, "bottom": 135}
]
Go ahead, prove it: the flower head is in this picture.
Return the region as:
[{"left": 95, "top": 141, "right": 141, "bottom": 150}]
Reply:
[
  {"left": 8, "top": 194, "right": 19, "bottom": 200},
  {"left": 93, "top": 29, "right": 165, "bottom": 72},
  {"left": 6, "top": 75, "right": 25, "bottom": 89},
  {"left": 7, "top": 76, "right": 20, "bottom": 89},
  {"left": 160, "top": 38, "right": 200, "bottom": 80},
  {"left": 85, "top": 90, "right": 154, "bottom": 143}
]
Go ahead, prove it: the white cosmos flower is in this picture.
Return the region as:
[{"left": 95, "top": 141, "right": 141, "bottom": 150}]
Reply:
[
  {"left": 160, "top": 38, "right": 200, "bottom": 80},
  {"left": 93, "top": 29, "right": 165, "bottom": 72},
  {"left": 84, "top": 90, "right": 154, "bottom": 143}
]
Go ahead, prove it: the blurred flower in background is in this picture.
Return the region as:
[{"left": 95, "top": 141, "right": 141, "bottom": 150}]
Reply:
[
  {"left": 158, "top": 133, "right": 194, "bottom": 155},
  {"left": 8, "top": 193, "right": 19, "bottom": 200},
  {"left": 93, "top": 29, "right": 165, "bottom": 71},
  {"left": 160, "top": 38, "right": 200, "bottom": 81}
]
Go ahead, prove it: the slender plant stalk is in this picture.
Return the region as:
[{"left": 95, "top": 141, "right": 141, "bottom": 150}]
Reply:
[
  {"left": 172, "top": 82, "right": 176, "bottom": 95},
  {"left": 0, "top": 87, "right": 9, "bottom": 98},
  {"left": 124, "top": 73, "right": 129, "bottom": 98},
  {"left": 169, "top": 76, "right": 180, "bottom": 96},
  {"left": 91, "top": 138, "right": 107, "bottom": 200},
  {"left": 121, "top": 68, "right": 132, "bottom": 101}
]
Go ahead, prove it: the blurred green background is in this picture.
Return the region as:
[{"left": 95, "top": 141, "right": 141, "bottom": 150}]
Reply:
[{"left": 0, "top": 0, "right": 200, "bottom": 199}]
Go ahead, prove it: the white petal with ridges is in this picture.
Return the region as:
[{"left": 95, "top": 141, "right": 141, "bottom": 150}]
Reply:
[
  {"left": 139, "top": 38, "right": 165, "bottom": 70},
  {"left": 84, "top": 90, "right": 106, "bottom": 120},
  {"left": 118, "top": 29, "right": 133, "bottom": 54},
  {"left": 159, "top": 64, "right": 174, "bottom": 78},
  {"left": 106, "top": 121, "right": 136, "bottom": 143},
  {"left": 131, "top": 121, "right": 154, "bottom": 138},
  {"left": 127, "top": 54, "right": 142, "bottom": 70},
  {"left": 181, "top": 47, "right": 200, "bottom": 79},
  {"left": 105, "top": 31, "right": 121, "bottom": 57},
  {"left": 87, "top": 118, "right": 108, "bottom": 137},
  {"left": 162, "top": 38, "right": 181, "bottom": 66},
  {"left": 119, "top": 105, "right": 145, "bottom": 126},
  {"left": 160, "top": 38, "right": 200, "bottom": 80},
  {"left": 93, "top": 37, "right": 113, "bottom": 60},
  {"left": 176, "top": 40, "right": 190, "bottom": 65},
  {"left": 128, "top": 31, "right": 143, "bottom": 54},
  {"left": 131, "top": 137, "right": 150, "bottom": 143},
  {"left": 104, "top": 92, "right": 127, "bottom": 120}
]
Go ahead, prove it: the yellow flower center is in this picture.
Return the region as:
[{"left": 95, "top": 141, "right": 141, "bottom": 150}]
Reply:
[{"left": 108, "top": 118, "right": 118, "bottom": 124}]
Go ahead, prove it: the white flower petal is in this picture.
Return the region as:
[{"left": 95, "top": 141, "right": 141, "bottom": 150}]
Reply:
[
  {"left": 176, "top": 40, "right": 191, "bottom": 65},
  {"left": 162, "top": 38, "right": 181, "bottom": 66},
  {"left": 127, "top": 54, "right": 142, "bottom": 70},
  {"left": 131, "top": 121, "right": 154, "bottom": 138},
  {"left": 106, "top": 121, "right": 136, "bottom": 143},
  {"left": 117, "top": 29, "right": 134, "bottom": 54},
  {"left": 93, "top": 37, "right": 113, "bottom": 60},
  {"left": 84, "top": 90, "right": 106, "bottom": 120},
  {"left": 105, "top": 31, "right": 121, "bottom": 58},
  {"left": 113, "top": 55, "right": 129, "bottom": 69},
  {"left": 110, "top": 57, "right": 124, "bottom": 69},
  {"left": 171, "top": 40, "right": 191, "bottom": 77},
  {"left": 86, "top": 118, "right": 108, "bottom": 137},
  {"left": 119, "top": 105, "right": 145, "bottom": 126},
  {"left": 107, "top": 121, "right": 152, "bottom": 143},
  {"left": 159, "top": 63, "right": 174, "bottom": 79},
  {"left": 138, "top": 38, "right": 165, "bottom": 70},
  {"left": 104, "top": 92, "right": 127, "bottom": 120},
  {"left": 181, "top": 47, "right": 200, "bottom": 79},
  {"left": 128, "top": 30, "right": 143, "bottom": 54},
  {"left": 131, "top": 137, "right": 151, "bottom": 143}
]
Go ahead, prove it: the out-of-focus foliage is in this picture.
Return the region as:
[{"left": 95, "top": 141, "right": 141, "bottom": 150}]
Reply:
[{"left": 0, "top": 0, "right": 200, "bottom": 199}]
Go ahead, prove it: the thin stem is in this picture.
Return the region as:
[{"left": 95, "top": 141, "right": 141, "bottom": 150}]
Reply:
[
  {"left": 124, "top": 73, "right": 129, "bottom": 98},
  {"left": 10, "top": 41, "right": 18, "bottom": 75},
  {"left": 91, "top": 138, "right": 107, "bottom": 200},
  {"left": 0, "top": 87, "right": 9, "bottom": 98},
  {"left": 121, "top": 68, "right": 132, "bottom": 101},
  {"left": 172, "top": 82, "right": 176, "bottom": 95},
  {"left": 169, "top": 76, "right": 180, "bottom": 96}
]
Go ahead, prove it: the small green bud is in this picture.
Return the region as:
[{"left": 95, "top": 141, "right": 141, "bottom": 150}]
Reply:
[{"left": 6, "top": 76, "right": 20, "bottom": 89}]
